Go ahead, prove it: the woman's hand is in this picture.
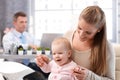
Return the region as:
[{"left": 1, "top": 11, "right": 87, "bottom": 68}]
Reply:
[
  {"left": 73, "top": 66, "right": 88, "bottom": 80},
  {"left": 36, "top": 54, "right": 50, "bottom": 67}
]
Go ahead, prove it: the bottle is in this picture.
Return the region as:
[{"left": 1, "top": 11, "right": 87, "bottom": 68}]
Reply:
[
  {"left": 10, "top": 43, "right": 17, "bottom": 55},
  {"left": 17, "top": 45, "right": 23, "bottom": 55},
  {"left": 13, "top": 43, "right": 18, "bottom": 55}
]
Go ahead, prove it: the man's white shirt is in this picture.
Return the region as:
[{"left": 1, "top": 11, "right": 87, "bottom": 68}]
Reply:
[{"left": 2, "top": 29, "right": 39, "bottom": 53}]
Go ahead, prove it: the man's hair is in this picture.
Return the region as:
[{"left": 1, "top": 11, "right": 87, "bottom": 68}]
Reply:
[{"left": 13, "top": 11, "right": 27, "bottom": 21}]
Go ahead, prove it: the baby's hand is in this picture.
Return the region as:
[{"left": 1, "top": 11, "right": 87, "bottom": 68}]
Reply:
[
  {"left": 42, "top": 55, "right": 50, "bottom": 64},
  {"left": 36, "top": 54, "right": 50, "bottom": 67}
]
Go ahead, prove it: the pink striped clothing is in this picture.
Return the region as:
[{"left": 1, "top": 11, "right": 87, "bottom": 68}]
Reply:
[{"left": 40, "top": 60, "right": 78, "bottom": 80}]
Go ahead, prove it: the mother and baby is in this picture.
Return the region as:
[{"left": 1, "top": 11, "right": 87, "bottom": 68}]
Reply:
[{"left": 2, "top": 5, "right": 115, "bottom": 80}]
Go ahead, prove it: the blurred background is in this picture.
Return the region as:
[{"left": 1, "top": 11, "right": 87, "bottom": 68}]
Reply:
[{"left": 0, "top": 0, "right": 120, "bottom": 48}]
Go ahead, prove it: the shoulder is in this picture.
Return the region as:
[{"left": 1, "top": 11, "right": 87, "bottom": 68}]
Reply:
[
  {"left": 3, "top": 31, "right": 14, "bottom": 39},
  {"left": 106, "top": 41, "right": 115, "bottom": 59},
  {"left": 106, "top": 41, "right": 114, "bottom": 53},
  {"left": 70, "top": 61, "right": 78, "bottom": 67},
  {"left": 24, "top": 31, "right": 34, "bottom": 37},
  {"left": 64, "top": 60, "right": 77, "bottom": 68},
  {"left": 24, "top": 31, "right": 30, "bottom": 35},
  {"left": 63, "top": 29, "right": 74, "bottom": 37},
  {"left": 63, "top": 29, "right": 75, "bottom": 41}
]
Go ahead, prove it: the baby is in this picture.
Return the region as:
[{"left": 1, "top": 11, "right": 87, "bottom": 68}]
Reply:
[{"left": 36, "top": 37, "right": 78, "bottom": 80}]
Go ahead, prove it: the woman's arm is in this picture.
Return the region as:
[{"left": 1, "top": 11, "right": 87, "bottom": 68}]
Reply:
[
  {"left": 87, "top": 42, "right": 115, "bottom": 80},
  {"left": 73, "top": 42, "right": 115, "bottom": 80}
]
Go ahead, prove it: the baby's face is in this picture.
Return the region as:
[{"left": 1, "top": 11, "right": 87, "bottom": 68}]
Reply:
[{"left": 51, "top": 43, "right": 71, "bottom": 66}]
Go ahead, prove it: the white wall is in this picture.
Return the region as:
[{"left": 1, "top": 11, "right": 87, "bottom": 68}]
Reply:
[{"left": 117, "top": 0, "right": 120, "bottom": 43}]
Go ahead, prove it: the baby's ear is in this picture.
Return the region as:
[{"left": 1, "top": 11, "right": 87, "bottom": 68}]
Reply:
[{"left": 68, "top": 50, "right": 72, "bottom": 58}]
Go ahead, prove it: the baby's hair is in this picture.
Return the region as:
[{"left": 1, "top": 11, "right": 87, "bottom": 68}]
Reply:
[{"left": 52, "top": 37, "right": 72, "bottom": 50}]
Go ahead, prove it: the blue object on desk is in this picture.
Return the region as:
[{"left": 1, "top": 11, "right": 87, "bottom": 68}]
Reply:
[{"left": 22, "top": 59, "right": 30, "bottom": 66}]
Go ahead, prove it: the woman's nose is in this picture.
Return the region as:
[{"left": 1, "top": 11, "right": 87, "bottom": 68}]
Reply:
[{"left": 79, "top": 31, "right": 86, "bottom": 38}]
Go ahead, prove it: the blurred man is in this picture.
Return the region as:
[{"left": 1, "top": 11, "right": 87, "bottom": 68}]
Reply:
[
  {"left": 2, "top": 11, "right": 49, "bottom": 79},
  {"left": 2, "top": 11, "right": 39, "bottom": 53}
]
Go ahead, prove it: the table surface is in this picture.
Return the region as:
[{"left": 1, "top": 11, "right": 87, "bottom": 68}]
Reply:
[
  {"left": 0, "top": 50, "right": 52, "bottom": 61},
  {"left": 0, "top": 53, "right": 51, "bottom": 60},
  {"left": 0, "top": 54, "right": 37, "bottom": 60}
]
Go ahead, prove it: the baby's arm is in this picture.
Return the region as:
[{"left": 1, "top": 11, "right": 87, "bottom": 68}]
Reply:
[
  {"left": 40, "top": 62, "right": 51, "bottom": 73},
  {"left": 36, "top": 54, "right": 51, "bottom": 73}
]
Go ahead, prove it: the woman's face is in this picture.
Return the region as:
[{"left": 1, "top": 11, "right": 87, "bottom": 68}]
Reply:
[
  {"left": 76, "top": 18, "right": 99, "bottom": 42},
  {"left": 51, "top": 43, "right": 71, "bottom": 66}
]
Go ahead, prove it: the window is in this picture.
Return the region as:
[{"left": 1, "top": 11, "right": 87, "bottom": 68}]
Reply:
[{"left": 29, "top": 0, "right": 115, "bottom": 42}]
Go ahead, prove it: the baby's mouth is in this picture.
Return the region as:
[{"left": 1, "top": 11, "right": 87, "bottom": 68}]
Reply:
[{"left": 56, "top": 59, "right": 61, "bottom": 62}]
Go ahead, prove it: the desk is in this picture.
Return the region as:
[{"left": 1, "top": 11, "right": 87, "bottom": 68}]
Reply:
[
  {"left": 0, "top": 54, "right": 52, "bottom": 60},
  {"left": 0, "top": 51, "right": 52, "bottom": 61},
  {"left": 0, "top": 54, "right": 36, "bottom": 60}
]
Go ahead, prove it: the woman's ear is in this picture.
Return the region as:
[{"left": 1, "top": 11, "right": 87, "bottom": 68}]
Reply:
[
  {"left": 97, "top": 28, "right": 101, "bottom": 33},
  {"left": 97, "top": 26, "right": 103, "bottom": 32},
  {"left": 97, "top": 30, "right": 100, "bottom": 32}
]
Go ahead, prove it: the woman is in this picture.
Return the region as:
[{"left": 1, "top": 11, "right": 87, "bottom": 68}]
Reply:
[
  {"left": 36, "top": 5, "right": 115, "bottom": 80},
  {"left": 64, "top": 5, "right": 115, "bottom": 80}
]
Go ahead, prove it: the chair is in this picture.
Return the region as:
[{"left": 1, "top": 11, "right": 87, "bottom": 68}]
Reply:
[
  {"left": 114, "top": 44, "right": 120, "bottom": 80},
  {"left": 0, "top": 61, "right": 34, "bottom": 80}
]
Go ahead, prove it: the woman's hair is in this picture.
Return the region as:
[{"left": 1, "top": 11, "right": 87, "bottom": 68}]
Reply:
[
  {"left": 80, "top": 5, "right": 107, "bottom": 76},
  {"left": 13, "top": 11, "right": 27, "bottom": 21}
]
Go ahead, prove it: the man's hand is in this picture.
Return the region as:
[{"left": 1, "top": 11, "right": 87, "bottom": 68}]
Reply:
[{"left": 29, "top": 44, "right": 38, "bottom": 50}]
